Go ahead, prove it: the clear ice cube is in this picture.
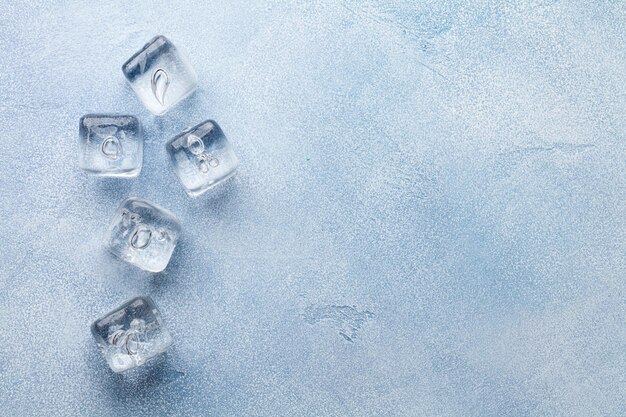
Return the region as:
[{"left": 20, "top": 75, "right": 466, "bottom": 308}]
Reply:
[
  {"left": 122, "top": 35, "right": 198, "bottom": 115},
  {"left": 104, "top": 197, "right": 181, "bottom": 272},
  {"left": 91, "top": 296, "right": 172, "bottom": 373},
  {"left": 78, "top": 114, "right": 142, "bottom": 177},
  {"left": 166, "top": 120, "right": 239, "bottom": 197}
]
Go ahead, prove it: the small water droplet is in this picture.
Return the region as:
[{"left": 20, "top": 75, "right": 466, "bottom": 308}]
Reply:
[
  {"left": 187, "top": 135, "right": 204, "bottom": 155},
  {"left": 130, "top": 226, "right": 152, "bottom": 249},
  {"left": 151, "top": 68, "right": 170, "bottom": 106},
  {"left": 101, "top": 136, "right": 122, "bottom": 160},
  {"left": 122, "top": 211, "right": 141, "bottom": 227},
  {"left": 198, "top": 156, "right": 211, "bottom": 173},
  {"left": 156, "top": 229, "right": 168, "bottom": 241},
  {"left": 196, "top": 154, "right": 219, "bottom": 173},
  {"left": 124, "top": 331, "right": 141, "bottom": 356},
  {"left": 109, "top": 329, "right": 126, "bottom": 346}
]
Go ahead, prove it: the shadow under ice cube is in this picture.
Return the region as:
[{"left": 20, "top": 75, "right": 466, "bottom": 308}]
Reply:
[
  {"left": 122, "top": 35, "right": 198, "bottom": 115},
  {"left": 105, "top": 197, "right": 181, "bottom": 273},
  {"left": 78, "top": 114, "right": 143, "bottom": 177},
  {"left": 91, "top": 296, "right": 172, "bottom": 373},
  {"left": 166, "top": 120, "right": 239, "bottom": 197}
]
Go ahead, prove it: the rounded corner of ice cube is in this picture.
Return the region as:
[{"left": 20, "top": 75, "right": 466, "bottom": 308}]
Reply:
[
  {"left": 184, "top": 190, "right": 199, "bottom": 198},
  {"left": 151, "top": 34, "right": 170, "bottom": 45},
  {"left": 162, "top": 333, "right": 174, "bottom": 351},
  {"left": 119, "top": 161, "right": 143, "bottom": 178},
  {"left": 89, "top": 320, "right": 100, "bottom": 338},
  {"left": 132, "top": 295, "right": 152, "bottom": 306},
  {"left": 164, "top": 136, "right": 176, "bottom": 152},
  {"left": 142, "top": 99, "right": 168, "bottom": 116},
  {"left": 120, "top": 63, "right": 131, "bottom": 80},
  {"left": 151, "top": 107, "right": 169, "bottom": 117},
  {"left": 127, "top": 114, "right": 141, "bottom": 126},
  {"left": 116, "top": 196, "right": 134, "bottom": 208},
  {"left": 231, "top": 153, "right": 241, "bottom": 171},
  {"left": 130, "top": 160, "right": 143, "bottom": 177},
  {"left": 143, "top": 261, "right": 169, "bottom": 274},
  {"left": 108, "top": 359, "right": 133, "bottom": 374}
]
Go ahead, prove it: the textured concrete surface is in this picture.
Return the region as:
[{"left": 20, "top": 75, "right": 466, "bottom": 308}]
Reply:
[{"left": 0, "top": 1, "right": 624, "bottom": 416}]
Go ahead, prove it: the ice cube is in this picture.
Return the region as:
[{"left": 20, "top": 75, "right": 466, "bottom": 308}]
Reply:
[
  {"left": 91, "top": 296, "right": 172, "bottom": 373},
  {"left": 78, "top": 114, "right": 142, "bottom": 177},
  {"left": 166, "top": 120, "right": 239, "bottom": 197},
  {"left": 122, "top": 35, "right": 198, "bottom": 115},
  {"left": 104, "top": 197, "right": 181, "bottom": 272}
]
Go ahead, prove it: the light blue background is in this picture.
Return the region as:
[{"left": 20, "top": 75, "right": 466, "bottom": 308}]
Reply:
[{"left": 0, "top": 1, "right": 624, "bottom": 416}]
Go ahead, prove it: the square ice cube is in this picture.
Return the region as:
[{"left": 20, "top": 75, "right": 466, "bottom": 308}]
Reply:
[
  {"left": 91, "top": 296, "right": 173, "bottom": 373},
  {"left": 104, "top": 197, "right": 181, "bottom": 273},
  {"left": 166, "top": 120, "right": 239, "bottom": 197},
  {"left": 79, "top": 114, "right": 142, "bottom": 177},
  {"left": 122, "top": 35, "right": 198, "bottom": 115}
]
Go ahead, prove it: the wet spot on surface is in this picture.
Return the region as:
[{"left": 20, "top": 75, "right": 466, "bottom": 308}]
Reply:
[{"left": 304, "top": 304, "right": 374, "bottom": 342}]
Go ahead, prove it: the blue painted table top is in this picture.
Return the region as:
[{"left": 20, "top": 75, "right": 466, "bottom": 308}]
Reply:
[{"left": 0, "top": 1, "right": 624, "bottom": 416}]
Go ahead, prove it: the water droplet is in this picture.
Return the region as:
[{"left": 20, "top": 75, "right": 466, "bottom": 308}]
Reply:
[
  {"left": 187, "top": 135, "right": 204, "bottom": 155},
  {"left": 130, "top": 226, "right": 152, "bottom": 249},
  {"left": 101, "top": 136, "right": 122, "bottom": 160},
  {"left": 108, "top": 329, "right": 126, "bottom": 346},
  {"left": 196, "top": 154, "right": 220, "bottom": 173},
  {"left": 156, "top": 229, "right": 168, "bottom": 241},
  {"left": 151, "top": 68, "right": 170, "bottom": 105},
  {"left": 196, "top": 155, "right": 210, "bottom": 173},
  {"left": 122, "top": 211, "right": 141, "bottom": 227},
  {"left": 124, "top": 331, "right": 141, "bottom": 356}
]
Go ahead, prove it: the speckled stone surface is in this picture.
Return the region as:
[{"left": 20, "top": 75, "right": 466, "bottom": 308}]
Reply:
[{"left": 0, "top": 1, "right": 624, "bottom": 416}]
